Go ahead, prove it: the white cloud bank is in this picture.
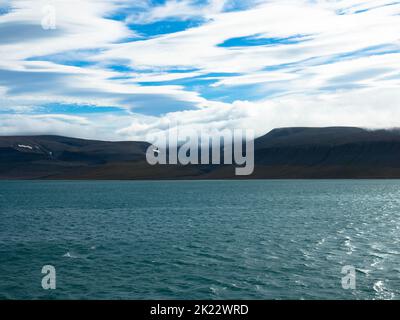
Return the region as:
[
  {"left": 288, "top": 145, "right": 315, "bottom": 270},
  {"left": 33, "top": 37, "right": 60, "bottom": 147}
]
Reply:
[{"left": 0, "top": 0, "right": 400, "bottom": 140}]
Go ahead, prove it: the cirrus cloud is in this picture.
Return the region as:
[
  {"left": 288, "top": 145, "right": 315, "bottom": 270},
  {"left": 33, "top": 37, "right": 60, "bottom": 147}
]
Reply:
[{"left": 0, "top": 0, "right": 400, "bottom": 140}]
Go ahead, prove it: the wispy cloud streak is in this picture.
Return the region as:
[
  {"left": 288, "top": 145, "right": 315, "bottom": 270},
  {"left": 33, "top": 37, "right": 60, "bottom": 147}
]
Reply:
[{"left": 0, "top": 0, "right": 399, "bottom": 139}]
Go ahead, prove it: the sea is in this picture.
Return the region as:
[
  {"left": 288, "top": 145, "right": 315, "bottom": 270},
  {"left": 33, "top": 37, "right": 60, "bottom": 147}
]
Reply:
[{"left": 0, "top": 180, "right": 399, "bottom": 300}]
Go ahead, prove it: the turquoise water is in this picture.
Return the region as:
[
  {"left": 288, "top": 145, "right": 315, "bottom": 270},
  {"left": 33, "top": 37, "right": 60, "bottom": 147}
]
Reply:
[{"left": 0, "top": 180, "right": 399, "bottom": 300}]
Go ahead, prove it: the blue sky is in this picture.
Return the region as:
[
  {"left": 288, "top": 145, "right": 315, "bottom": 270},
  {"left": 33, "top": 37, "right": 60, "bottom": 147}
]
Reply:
[{"left": 0, "top": 0, "right": 400, "bottom": 140}]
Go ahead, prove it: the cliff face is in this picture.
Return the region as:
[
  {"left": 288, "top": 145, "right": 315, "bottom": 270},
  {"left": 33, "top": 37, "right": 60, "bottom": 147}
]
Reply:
[
  {"left": 0, "top": 136, "right": 152, "bottom": 179},
  {"left": 262, "top": 129, "right": 400, "bottom": 165},
  {"left": 248, "top": 127, "right": 400, "bottom": 178},
  {"left": 2, "top": 127, "right": 400, "bottom": 179}
]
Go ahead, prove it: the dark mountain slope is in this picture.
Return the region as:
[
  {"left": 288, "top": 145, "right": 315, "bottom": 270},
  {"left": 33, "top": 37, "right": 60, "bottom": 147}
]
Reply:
[
  {"left": 247, "top": 127, "right": 400, "bottom": 178},
  {"left": 253, "top": 127, "right": 400, "bottom": 166},
  {"left": 255, "top": 127, "right": 400, "bottom": 148},
  {"left": 0, "top": 136, "right": 153, "bottom": 179},
  {"left": 2, "top": 127, "right": 400, "bottom": 179},
  {"left": 0, "top": 135, "right": 149, "bottom": 162}
]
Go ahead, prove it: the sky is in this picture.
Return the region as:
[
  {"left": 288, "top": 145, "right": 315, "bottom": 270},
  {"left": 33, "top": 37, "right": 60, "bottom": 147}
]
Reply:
[{"left": 0, "top": 0, "right": 400, "bottom": 141}]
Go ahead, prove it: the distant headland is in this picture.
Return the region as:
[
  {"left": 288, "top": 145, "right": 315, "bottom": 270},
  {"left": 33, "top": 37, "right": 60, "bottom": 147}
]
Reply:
[{"left": 2, "top": 127, "right": 400, "bottom": 179}]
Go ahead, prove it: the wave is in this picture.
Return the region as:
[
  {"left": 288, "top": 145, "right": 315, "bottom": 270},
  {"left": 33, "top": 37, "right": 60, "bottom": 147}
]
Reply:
[{"left": 63, "top": 251, "right": 79, "bottom": 259}]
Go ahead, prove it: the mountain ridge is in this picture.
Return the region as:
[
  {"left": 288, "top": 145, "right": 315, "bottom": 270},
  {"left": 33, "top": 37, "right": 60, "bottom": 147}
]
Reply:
[{"left": 2, "top": 127, "right": 400, "bottom": 179}]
